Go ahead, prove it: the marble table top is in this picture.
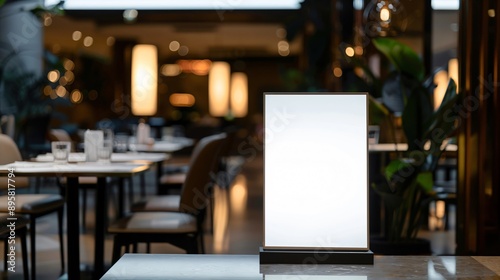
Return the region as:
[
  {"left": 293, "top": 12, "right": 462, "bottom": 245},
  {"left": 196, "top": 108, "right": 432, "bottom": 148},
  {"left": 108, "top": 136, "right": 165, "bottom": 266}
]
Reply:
[{"left": 101, "top": 254, "right": 500, "bottom": 279}]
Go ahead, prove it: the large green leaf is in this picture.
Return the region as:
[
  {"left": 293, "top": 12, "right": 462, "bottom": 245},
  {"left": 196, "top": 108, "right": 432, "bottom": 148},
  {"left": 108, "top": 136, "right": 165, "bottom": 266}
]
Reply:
[
  {"left": 368, "top": 95, "right": 390, "bottom": 125},
  {"left": 402, "top": 85, "right": 434, "bottom": 150},
  {"left": 384, "top": 158, "right": 412, "bottom": 182},
  {"left": 416, "top": 171, "right": 433, "bottom": 193},
  {"left": 373, "top": 38, "right": 425, "bottom": 82},
  {"left": 423, "top": 79, "right": 460, "bottom": 145}
]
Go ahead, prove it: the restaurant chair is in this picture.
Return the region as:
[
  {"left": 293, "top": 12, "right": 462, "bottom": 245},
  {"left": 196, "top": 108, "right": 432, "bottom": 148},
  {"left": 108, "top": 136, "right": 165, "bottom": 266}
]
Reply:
[
  {"left": 1, "top": 214, "right": 29, "bottom": 280},
  {"left": 108, "top": 133, "right": 226, "bottom": 262},
  {"left": 0, "top": 134, "right": 65, "bottom": 278}
]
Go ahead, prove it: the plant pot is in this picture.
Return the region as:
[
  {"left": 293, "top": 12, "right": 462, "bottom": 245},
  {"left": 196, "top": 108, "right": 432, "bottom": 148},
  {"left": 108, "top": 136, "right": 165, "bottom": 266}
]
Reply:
[{"left": 370, "top": 236, "right": 432, "bottom": 255}]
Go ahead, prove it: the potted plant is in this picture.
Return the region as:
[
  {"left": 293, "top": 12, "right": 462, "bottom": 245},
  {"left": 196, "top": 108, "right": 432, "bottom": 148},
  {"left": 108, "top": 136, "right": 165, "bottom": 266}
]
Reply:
[{"left": 346, "top": 38, "right": 462, "bottom": 254}]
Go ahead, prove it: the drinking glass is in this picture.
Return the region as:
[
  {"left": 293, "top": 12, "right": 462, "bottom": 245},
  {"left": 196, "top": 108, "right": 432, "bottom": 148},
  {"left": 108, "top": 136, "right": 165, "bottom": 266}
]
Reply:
[
  {"left": 51, "top": 141, "right": 71, "bottom": 163},
  {"left": 98, "top": 140, "right": 113, "bottom": 163}
]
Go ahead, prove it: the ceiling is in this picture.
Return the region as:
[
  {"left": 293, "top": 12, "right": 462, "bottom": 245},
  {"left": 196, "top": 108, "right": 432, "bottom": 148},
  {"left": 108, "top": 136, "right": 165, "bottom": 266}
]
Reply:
[{"left": 44, "top": 9, "right": 304, "bottom": 60}]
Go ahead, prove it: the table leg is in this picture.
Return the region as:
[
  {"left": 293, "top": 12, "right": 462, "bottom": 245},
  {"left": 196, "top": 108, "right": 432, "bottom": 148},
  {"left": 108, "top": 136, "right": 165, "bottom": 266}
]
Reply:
[
  {"left": 117, "top": 178, "right": 125, "bottom": 218},
  {"left": 66, "top": 177, "right": 80, "bottom": 280},
  {"left": 156, "top": 161, "right": 163, "bottom": 194},
  {"left": 93, "top": 177, "right": 107, "bottom": 279}
]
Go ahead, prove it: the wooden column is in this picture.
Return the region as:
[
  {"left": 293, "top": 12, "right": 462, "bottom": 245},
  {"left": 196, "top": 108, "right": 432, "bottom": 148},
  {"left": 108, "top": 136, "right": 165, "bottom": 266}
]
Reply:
[{"left": 457, "top": 0, "right": 500, "bottom": 255}]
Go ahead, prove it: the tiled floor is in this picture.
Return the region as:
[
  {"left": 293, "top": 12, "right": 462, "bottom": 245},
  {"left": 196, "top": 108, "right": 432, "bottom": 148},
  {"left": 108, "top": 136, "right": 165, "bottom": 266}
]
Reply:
[{"left": 0, "top": 153, "right": 454, "bottom": 279}]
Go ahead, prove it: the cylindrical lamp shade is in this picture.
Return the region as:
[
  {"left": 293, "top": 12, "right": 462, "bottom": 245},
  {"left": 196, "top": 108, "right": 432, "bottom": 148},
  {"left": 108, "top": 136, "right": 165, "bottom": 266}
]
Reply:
[
  {"left": 230, "top": 72, "right": 248, "bottom": 117},
  {"left": 208, "top": 61, "right": 230, "bottom": 117},
  {"left": 131, "top": 44, "right": 158, "bottom": 116}
]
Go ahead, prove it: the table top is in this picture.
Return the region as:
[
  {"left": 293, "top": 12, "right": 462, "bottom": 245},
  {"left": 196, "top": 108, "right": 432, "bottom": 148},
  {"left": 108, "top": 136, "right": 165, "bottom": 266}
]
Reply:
[
  {"left": 101, "top": 254, "right": 500, "bottom": 279},
  {"left": 369, "top": 143, "right": 458, "bottom": 152},
  {"left": 35, "top": 152, "right": 169, "bottom": 163},
  {"left": 0, "top": 161, "right": 150, "bottom": 177},
  {"left": 133, "top": 138, "right": 194, "bottom": 153}
]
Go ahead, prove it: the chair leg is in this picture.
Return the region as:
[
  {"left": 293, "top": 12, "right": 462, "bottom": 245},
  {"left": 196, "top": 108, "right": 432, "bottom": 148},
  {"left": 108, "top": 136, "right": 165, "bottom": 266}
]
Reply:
[
  {"left": 128, "top": 178, "right": 135, "bottom": 209},
  {"left": 140, "top": 174, "right": 146, "bottom": 198},
  {"left": 146, "top": 242, "right": 151, "bottom": 253},
  {"left": 29, "top": 219, "right": 36, "bottom": 279},
  {"left": 112, "top": 235, "right": 124, "bottom": 264},
  {"left": 198, "top": 232, "right": 205, "bottom": 254},
  {"left": 20, "top": 229, "right": 29, "bottom": 280},
  {"left": 82, "top": 188, "right": 87, "bottom": 231},
  {"left": 57, "top": 207, "right": 65, "bottom": 274}
]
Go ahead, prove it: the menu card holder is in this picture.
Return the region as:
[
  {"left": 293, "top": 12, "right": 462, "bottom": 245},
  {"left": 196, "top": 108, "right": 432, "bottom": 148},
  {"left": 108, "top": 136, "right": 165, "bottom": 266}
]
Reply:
[
  {"left": 261, "top": 93, "right": 373, "bottom": 265},
  {"left": 84, "top": 130, "right": 103, "bottom": 162}
]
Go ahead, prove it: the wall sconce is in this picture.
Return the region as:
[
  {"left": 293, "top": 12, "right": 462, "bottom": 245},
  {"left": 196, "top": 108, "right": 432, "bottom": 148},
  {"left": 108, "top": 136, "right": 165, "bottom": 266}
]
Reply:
[
  {"left": 230, "top": 72, "right": 248, "bottom": 118},
  {"left": 131, "top": 44, "right": 158, "bottom": 116},
  {"left": 208, "top": 61, "right": 230, "bottom": 117},
  {"left": 363, "top": 0, "right": 407, "bottom": 37}
]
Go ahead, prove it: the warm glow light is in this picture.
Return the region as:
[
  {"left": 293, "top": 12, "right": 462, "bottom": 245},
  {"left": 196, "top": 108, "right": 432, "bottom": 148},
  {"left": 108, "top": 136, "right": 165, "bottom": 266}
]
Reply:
[
  {"left": 380, "top": 7, "right": 391, "bottom": 21},
  {"left": 434, "top": 70, "right": 449, "bottom": 110},
  {"left": 169, "top": 93, "right": 196, "bottom": 107},
  {"left": 70, "top": 89, "right": 83, "bottom": 103},
  {"left": 161, "top": 64, "right": 182, "bottom": 76},
  {"left": 83, "top": 36, "right": 93, "bottom": 47},
  {"left": 278, "top": 40, "right": 289, "bottom": 51},
  {"left": 131, "top": 44, "right": 158, "bottom": 116},
  {"left": 355, "top": 46, "right": 364, "bottom": 55},
  {"left": 72, "top": 31, "right": 82, "bottom": 41},
  {"left": 56, "top": 85, "right": 67, "bottom": 97},
  {"left": 436, "top": 200, "right": 445, "bottom": 219},
  {"left": 230, "top": 72, "right": 248, "bottom": 117},
  {"left": 64, "top": 59, "right": 75, "bottom": 71},
  {"left": 106, "top": 36, "right": 115, "bottom": 46},
  {"left": 448, "top": 58, "right": 459, "bottom": 92},
  {"left": 230, "top": 175, "right": 248, "bottom": 216},
  {"left": 44, "top": 15, "right": 52, "bottom": 26},
  {"left": 169, "top": 41, "right": 180, "bottom": 52},
  {"left": 191, "top": 59, "right": 212, "bottom": 75},
  {"left": 333, "top": 67, "right": 343, "bottom": 78},
  {"left": 345, "top": 46, "right": 355, "bottom": 57},
  {"left": 47, "top": 70, "right": 60, "bottom": 83},
  {"left": 278, "top": 48, "right": 290, "bottom": 56},
  {"left": 64, "top": 71, "right": 75, "bottom": 83},
  {"left": 276, "top": 28, "right": 287, "bottom": 39},
  {"left": 278, "top": 40, "right": 290, "bottom": 56},
  {"left": 488, "top": 9, "right": 496, "bottom": 17},
  {"left": 213, "top": 186, "right": 229, "bottom": 253},
  {"left": 208, "top": 61, "right": 230, "bottom": 117}
]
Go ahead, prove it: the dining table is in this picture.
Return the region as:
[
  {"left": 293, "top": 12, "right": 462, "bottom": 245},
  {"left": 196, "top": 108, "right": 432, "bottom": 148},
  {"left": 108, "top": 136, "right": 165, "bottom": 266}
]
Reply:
[
  {"left": 0, "top": 160, "right": 151, "bottom": 280},
  {"left": 101, "top": 254, "right": 500, "bottom": 279},
  {"left": 35, "top": 152, "right": 169, "bottom": 217}
]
